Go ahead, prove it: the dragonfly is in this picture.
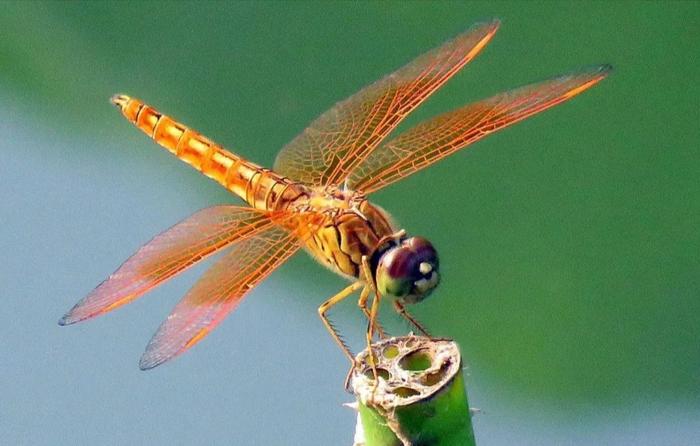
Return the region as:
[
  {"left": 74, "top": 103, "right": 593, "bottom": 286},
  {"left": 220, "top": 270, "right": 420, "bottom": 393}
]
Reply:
[{"left": 60, "top": 19, "right": 610, "bottom": 371}]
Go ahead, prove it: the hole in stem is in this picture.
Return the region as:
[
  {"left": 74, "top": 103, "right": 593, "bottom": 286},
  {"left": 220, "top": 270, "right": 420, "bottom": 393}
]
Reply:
[
  {"left": 363, "top": 367, "right": 391, "bottom": 381},
  {"left": 394, "top": 386, "right": 420, "bottom": 398},
  {"left": 399, "top": 349, "right": 432, "bottom": 371},
  {"left": 383, "top": 345, "right": 399, "bottom": 359}
]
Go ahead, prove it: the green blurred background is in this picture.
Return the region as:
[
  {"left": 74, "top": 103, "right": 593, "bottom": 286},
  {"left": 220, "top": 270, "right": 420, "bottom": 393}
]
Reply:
[{"left": 2, "top": 1, "right": 698, "bottom": 444}]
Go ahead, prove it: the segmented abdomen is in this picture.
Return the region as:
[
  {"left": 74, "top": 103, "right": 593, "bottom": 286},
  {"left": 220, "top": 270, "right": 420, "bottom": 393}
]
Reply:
[{"left": 111, "top": 95, "right": 301, "bottom": 211}]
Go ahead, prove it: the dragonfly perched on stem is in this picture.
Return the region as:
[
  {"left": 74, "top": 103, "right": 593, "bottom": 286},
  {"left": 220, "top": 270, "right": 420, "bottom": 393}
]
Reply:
[{"left": 60, "top": 19, "right": 610, "bottom": 372}]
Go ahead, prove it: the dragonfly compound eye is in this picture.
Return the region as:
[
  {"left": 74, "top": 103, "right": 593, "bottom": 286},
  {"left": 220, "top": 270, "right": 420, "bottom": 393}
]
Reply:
[{"left": 376, "top": 237, "right": 440, "bottom": 303}]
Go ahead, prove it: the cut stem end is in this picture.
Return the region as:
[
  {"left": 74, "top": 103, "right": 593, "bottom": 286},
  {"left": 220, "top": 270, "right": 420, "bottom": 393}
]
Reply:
[{"left": 350, "top": 335, "right": 475, "bottom": 446}]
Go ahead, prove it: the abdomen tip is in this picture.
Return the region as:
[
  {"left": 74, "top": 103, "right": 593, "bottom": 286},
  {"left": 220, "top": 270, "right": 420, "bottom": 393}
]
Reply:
[{"left": 110, "top": 94, "right": 130, "bottom": 108}]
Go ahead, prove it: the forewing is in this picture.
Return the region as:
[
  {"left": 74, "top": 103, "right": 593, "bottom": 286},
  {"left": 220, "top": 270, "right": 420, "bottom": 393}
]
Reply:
[
  {"left": 138, "top": 224, "right": 302, "bottom": 369},
  {"left": 59, "top": 206, "right": 278, "bottom": 325},
  {"left": 349, "top": 65, "right": 612, "bottom": 193},
  {"left": 274, "top": 20, "right": 500, "bottom": 187}
]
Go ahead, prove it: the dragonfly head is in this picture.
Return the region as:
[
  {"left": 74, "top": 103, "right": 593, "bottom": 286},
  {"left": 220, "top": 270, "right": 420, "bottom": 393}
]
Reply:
[{"left": 375, "top": 236, "right": 440, "bottom": 304}]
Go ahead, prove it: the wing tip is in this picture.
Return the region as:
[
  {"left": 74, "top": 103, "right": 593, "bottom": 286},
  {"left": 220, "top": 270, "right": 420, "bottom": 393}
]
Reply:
[
  {"left": 139, "top": 343, "right": 170, "bottom": 370},
  {"left": 58, "top": 302, "right": 103, "bottom": 326},
  {"left": 473, "top": 17, "right": 501, "bottom": 27},
  {"left": 584, "top": 63, "right": 613, "bottom": 77},
  {"left": 485, "top": 17, "right": 502, "bottom": 30},
  {"left": 569, "top": 63, "right": 614, "bottom": 95},
  {"left": 139, "top": 356, "right": 159, "bottom": 371},
  {"left": 545, "top": 64, "right": 613, "bottom": 98},
  {"left": 467, "top": 17, "right": 501, "bottom": 38},
  {"left": 58, "top": 309, "right": 83, "bottom": 326},
  {"left": 139, "top": 340, "right": 165, "bottom": 370},
  {"left": 139, "top": 349, "right": 176, "bottom": 371},
  {"left": 598, "top": 63, "right": 614, "bottom": 77},
  {"left": 450, "top": 18, "right": 500, "bottom": 46},
  {"left": 139, "top": 338, "right": 177, "bottom": 371}
]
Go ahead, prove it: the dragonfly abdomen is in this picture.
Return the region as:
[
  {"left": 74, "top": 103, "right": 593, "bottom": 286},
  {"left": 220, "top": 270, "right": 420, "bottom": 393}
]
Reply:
[{"left": 111, "top": 95, "right": 301, "bottom": 210}]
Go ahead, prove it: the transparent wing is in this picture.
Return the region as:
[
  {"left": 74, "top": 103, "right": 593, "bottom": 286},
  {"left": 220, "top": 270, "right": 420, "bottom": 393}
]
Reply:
[
  {"left": 274, "top": 20, "right": 500, "bottom": 187},
  {"left": 138, "top": 224, "right": 302, "bottom": 369},
  {"left": 59, "top": 206, "right": 281, "bottom": 325},
  {"left": 349, "top": 65, "right": 612, "bottom": 193}
]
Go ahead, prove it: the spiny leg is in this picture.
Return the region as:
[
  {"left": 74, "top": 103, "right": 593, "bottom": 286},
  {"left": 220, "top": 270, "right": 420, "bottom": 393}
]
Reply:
[
  {"left": 367, "top": 291, "right": 383, "bottom": 357},
  {"left": 359, "top": 228, "right": 406, "bottom": 341},
  {"left": 360, "top": 254, "right": 387, "bottom": 341},
  {"left": 393, "top": 300, "right": 431, "bottom": 337},
  {"left": 345, "top": 258, "right": 388, "bottom": 392},
  {"left": 342, "top": 284, "right": 378, "bottom": 392},
  {"left": 360, "top": 255, "right": 383, "bottom": 385},
  {"left": 318, "top": 281, "right": 363, "bottom": 363},
  {"left": 358, "top": 284, "right": 387, "bottom": 339},
  {"left": 365, "top": 283, "right": 383, "bottom": 403}
]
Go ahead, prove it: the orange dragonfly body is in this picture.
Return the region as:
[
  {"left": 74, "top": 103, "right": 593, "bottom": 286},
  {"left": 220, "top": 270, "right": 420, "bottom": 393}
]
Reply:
[{"left": 60, "top": 20, "right": 610, "bottom": 370}]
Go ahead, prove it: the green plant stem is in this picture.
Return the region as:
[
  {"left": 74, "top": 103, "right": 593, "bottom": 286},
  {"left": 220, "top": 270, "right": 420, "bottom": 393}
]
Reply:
[{"left": 350, "top": 336, "right": 475, "bottom": 446}]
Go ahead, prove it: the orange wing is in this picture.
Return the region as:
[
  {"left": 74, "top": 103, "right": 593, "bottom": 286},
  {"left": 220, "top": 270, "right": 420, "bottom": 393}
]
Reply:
[
  {"left": 59, "top": 206, "right": 282, "bottom": 325},
  {"left": 348, "top": 65, "right": 612, "bottom": 193},
  {"left": 138, "top": 224, "right": 301, "bottom": 369},
  {"left": 273, "top": 20, "right": 500, "bottom": 187}
]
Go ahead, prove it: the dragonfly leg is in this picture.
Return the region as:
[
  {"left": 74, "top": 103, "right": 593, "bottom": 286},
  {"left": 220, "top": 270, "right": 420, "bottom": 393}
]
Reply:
[
  {"left": 360, "top": 254, "right": 378, "bottom": 293},
  {"left": 365, "top": 287, "right": 383, "bottom": 402},
  {"left": 393, "top": 300, "right": 431, "bottom": 337},
  {"left": 358, "top": 284, "right": 387, "bottom": 339},
  {"left": 359, "top": 255, "right": 389, "bottom": 338},
  {"left": 360, "top": 255, "right": 383, "bottom": 387},
  {"left": 344, "top": 256, "right": 388, "bottom": 393},
  {"left": 318, "top": 281, "right": 364, "bottom": 363}
]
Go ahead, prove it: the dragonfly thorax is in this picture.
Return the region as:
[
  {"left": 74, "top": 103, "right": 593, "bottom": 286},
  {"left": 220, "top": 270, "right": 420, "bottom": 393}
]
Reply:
[
  {"left": 303, "top": 185, "right": 365, "bottom": 213},
  {"left": 295, "top": 186, "right": 396, "bottom": 279}
]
